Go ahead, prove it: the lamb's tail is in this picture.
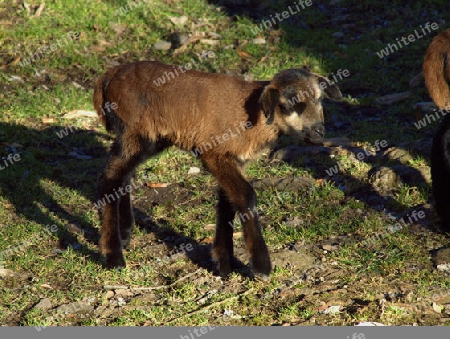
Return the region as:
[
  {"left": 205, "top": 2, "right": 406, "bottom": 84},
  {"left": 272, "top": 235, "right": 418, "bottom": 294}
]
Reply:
[
  {"left": 93, "top": 66, "right": 122, "bottom": 133},
  {"left": 423, "top": 29, "right": 450, "bottom": 109}
]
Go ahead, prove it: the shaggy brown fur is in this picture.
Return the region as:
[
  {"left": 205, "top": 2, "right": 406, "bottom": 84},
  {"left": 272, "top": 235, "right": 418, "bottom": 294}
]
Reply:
[
  {"left": 424, "top": 29, "right": 450, "bottom": 231},
  {"left": 93, "top": 61, "right": 342, "bottom": 279},
  {"left": 424, "top": 28, "right": 450, "bottom": 109}
]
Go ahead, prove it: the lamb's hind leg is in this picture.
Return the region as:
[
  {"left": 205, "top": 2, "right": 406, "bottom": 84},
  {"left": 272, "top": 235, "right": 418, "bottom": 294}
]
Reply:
[
  {"left": 98, "top": 135, "right": 170, "bottom": 269},
  {"left": 117, "top": 175, "right": 135, "bottom": 249},
  {"left": 98, "top": 133, "right": 148, "bottom": 269}
]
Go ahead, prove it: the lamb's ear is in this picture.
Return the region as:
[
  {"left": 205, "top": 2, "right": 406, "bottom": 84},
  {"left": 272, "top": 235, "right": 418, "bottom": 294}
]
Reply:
[
  {"left": 260, "top": 86, "right": 279, "bottom": 124},
  {"left": 318, "top": 77, "right": 343, "bottom": 101}
]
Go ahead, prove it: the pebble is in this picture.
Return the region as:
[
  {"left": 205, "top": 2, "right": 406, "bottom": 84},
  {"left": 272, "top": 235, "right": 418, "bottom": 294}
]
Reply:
[
  {"left": 154, "top": 40, "right": 172, "bottom": 50},
  {"left": 168, "top": 16, "right": 188, "bottom": 26},
  {"left": 34, "top": 298, "right": 52, "bottom": 311},
  {"left": 188, "top": 167, "right": 201, "bottom": 175}
]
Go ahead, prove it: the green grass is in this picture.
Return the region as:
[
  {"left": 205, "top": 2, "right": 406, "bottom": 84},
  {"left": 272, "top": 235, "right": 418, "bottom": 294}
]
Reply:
[{"left": 1, "top": 0, "right": 450, "bottom": 327}]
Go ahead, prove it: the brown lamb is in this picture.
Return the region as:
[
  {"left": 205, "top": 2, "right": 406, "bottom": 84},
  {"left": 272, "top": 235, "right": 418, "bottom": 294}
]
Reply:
[{"left": 93, "top": 61, "right": 342, "bottom": 280}]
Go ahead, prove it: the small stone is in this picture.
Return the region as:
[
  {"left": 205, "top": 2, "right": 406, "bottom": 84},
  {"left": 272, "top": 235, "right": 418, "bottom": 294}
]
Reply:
[
  {"left": 382, "top": 147, "right": 412, "bottom": 164},
  {"left": 434, "top": 248, "right": 450, "bottom": 268},
  {"left": 168, "top": 16, "right": 188, "bottom": 26},
  {"left": 368, "top": 166, "right": 401, "bottom": 188},
  {"left": 115, "top": 289, "right": 133, "bottom": 297},
  {"left": 153, "top": 40, "right": 172, "bottom": 50},
  {"left": 252, "top": 38, "right": 266, "bottom": 44},
  {"left": 322, "top": 244, "right": 339, "bottom": 251},
  {"left": 437, "top": 263, "right": 450, "bottom": 272},
  {"left": 432, "top": 302, "right": 442, "bottom": 313},
  {"left": 323, "top": 305, "right": 340, "bottom": 314},
  {"left": 104, "top": 291, "right": 115, "bottom": 299},
  {"left": 332, "top": 32, "right": 344, "bottom": 38},
  {"left": 117, "top": 297, "right": 126, "bottom": 307},
  {"left": 375, "top": 91, "right": 411, "bottom": 105},
  {"left": 188, "top": 167, "right": 201, "bottom": 175},
  {"left": 179, "top": 35, "right": 189, "bottom": 45},
  {"left": 35, "top": 298, "right": 52, "bottom": 311},
  {"left": 444, "top": 305, "right": 450, "bottom": 315},
  {"left": 56, "top": 300, "right": 92, "bottom": 315},
  {"left": 224, "top": 309, "right": 233, "bottom": 317}
]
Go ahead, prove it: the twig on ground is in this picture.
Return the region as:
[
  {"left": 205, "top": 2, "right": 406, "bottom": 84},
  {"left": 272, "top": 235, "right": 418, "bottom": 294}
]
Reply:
[
  {"left": 103, "top": 268, "right": 203, "bottom": 292},
  {"left": 163, "top": 287, "right": 255, "bottom": 325}
]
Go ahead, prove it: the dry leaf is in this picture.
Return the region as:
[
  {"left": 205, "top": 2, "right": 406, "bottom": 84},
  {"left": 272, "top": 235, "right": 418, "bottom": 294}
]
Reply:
[
  {"left": 7, "top": 75, "right": 24, "bottom": 83},
  {"left": 40, "top": 284, "right": 53, "bottom": 289},
  {"left": 110, "top": 23, "right": 126, "bottom": 35},
  {"left": 1, "top": 56, "right": 22, "bottom": 69},
  {"left": 98, "top": 40, "right": 114, "bottom": 48},
  {"left": 0, "top": 269, "right": 16, "bottom": 277},
  {"left": 237, "top": 49, "right": 252, "bottom": 59},
  {"left": 42, "top": 117, "right": 57, "bottom": 124},
  {"left": 207, "top": 32, "right": 221, "bottom": 38},
  {"left": 323, "top": 137, "right": 353, "bottom": 147},
  {"left": 72, "top": 81, "right": 84, "bottom": 89},
  {"left": 33, "top": 2, "right": 45, "bottom": 17},
  {"left": 201, "top": 236, "right": 215, "bottom": 244},
  {"left": 62, "top": 110, "right": 97, "bottom": 119},
  {"left": 316, "top": 303, "right": 330, "bottom": 312},
  {"left": 233, "top": 231, "right": 243, "bottom": 239},
  {"left": 432, "top": 302, "right": 443, "bottom": 313},
  {"left": 92, "top": 45, "right": 105, "bottom": 53},
  {"left": 259, "top": 55, "right": 268, "bottom": 63},
  {"left": 269, "top": 29, "right": 283, "bottom": 37},
  {"left": 199, "top": 39, "right": 219, "bottom": 45},
  {"left": 23, "top": 2, "right": 32, "bottom": 16},
  {"left": 146, "top": 182, "right": 170, "bottom": 188},
  {"left": 78, "top": 31, "right": 87, "bottom": 41},
  {"left": 204, "top": 224, "right": 216, "bottom": 231},
  {"left": 375, "top": 91, "right": 411, "bottom": 105}
]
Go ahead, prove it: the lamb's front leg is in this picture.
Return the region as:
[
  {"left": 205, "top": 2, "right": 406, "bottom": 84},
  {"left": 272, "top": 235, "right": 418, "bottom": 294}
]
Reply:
[{"left": 202, "top": 154, "right": 272, "bottom": 280}]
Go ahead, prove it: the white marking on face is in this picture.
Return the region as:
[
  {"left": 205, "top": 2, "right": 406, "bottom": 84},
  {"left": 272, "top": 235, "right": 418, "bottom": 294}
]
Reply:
[{"left": 285, "top": 111, "right": 302, "bottom": 129}]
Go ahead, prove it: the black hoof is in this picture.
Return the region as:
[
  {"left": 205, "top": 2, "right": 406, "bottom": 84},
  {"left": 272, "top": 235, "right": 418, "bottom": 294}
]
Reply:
[
  {"left": 104, "top": 253, "right": 126, "bottom": 270},
  {"left": 250, "top": 250, "right": 272, "bottom": 281},
  {"left": 121, "top": 236, "right": 131, "bottom": 249},
  {"left": 216, "top": 258, "right": 232, "bottom": 278}
]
